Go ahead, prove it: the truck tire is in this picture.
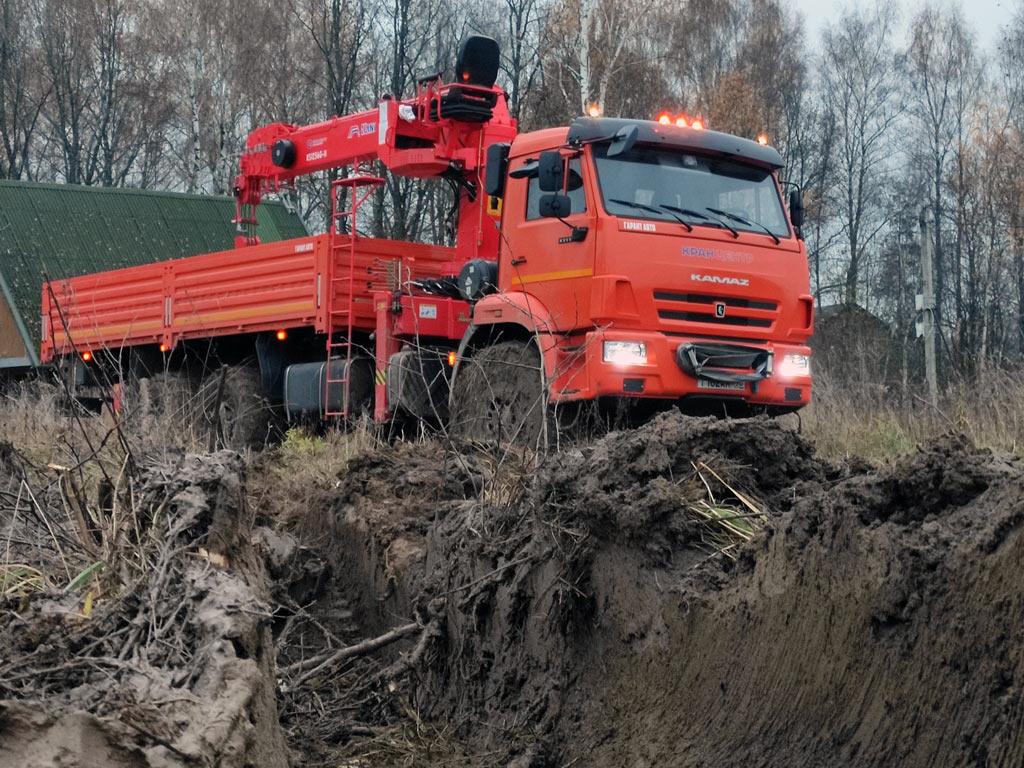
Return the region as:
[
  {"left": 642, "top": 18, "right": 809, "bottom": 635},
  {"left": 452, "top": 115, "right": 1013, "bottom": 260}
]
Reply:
[
  {"left": 202, "top": 365, "right": 274, "bottom": 450},
  {"left": 129, "top": 370, "right": 203, "bottom": 445},
  {"left": 448, "top": 340, "right": 548, "bottom": 449}
]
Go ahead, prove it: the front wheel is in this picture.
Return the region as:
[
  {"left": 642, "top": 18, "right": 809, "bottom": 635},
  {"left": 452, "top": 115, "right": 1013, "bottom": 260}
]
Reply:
[{"left": 448, "top": 340, "right": 549, "bottom": 450}]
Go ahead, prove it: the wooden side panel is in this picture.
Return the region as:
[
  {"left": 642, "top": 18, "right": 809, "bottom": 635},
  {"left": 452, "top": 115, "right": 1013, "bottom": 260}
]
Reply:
[{"left": 0, "top": 292, "right": 28, "bottom": 359}]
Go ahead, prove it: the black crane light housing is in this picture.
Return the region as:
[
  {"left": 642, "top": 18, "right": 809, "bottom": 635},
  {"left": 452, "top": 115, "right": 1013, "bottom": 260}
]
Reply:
[
  {"left": 272, "top": 139, "right": 296, "bottom": 168},
  {"left": 456, "top": 36, "right": 500, "bottom": 88}
]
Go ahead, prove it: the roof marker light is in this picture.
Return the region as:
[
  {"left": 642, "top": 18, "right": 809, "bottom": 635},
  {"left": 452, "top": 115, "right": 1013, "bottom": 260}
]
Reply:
[
  {"left": 657, "top": 112, "right": 671, "bottom": 125},
  {"left": 587, "top": 102, "right": 603, "bottom": 118},
  {"left": 756, "top": 133, "right": 769, "bottom": 145},
  {"left": 691, "top": 118, "right": 704, "bottom": 130},
  {"left": 675, "top": 115, "right": 689, "bottom": 127}
]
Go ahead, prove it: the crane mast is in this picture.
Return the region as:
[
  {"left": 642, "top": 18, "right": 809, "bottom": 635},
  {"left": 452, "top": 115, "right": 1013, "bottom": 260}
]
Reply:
[{"left": 231, "top": 37, "right": 517, "bottom": 270}]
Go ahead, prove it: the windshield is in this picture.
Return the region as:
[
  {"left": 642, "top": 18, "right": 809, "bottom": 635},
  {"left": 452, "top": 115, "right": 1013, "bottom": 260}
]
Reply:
[{"left": 593, "top": 144, "right": 790, "bottom": 238}]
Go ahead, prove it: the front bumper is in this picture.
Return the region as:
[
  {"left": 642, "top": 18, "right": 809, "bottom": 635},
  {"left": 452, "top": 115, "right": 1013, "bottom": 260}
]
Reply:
[{"left": 550, "top": 329, "right": 811, "bottom": 408}]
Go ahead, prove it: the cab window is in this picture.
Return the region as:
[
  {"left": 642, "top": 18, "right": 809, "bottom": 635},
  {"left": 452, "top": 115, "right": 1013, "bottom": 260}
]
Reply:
[{"left": 526, "top": 158, "right": 586, "bottom": 220}]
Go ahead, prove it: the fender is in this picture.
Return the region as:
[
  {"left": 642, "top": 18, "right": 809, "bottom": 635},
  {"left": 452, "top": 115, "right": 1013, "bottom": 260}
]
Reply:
[
  {"left": 471, "top": 291, "right": 558, "bottom": 336},
  {"left": 454, "top": 291, "right": 560, "bottom": 383}
]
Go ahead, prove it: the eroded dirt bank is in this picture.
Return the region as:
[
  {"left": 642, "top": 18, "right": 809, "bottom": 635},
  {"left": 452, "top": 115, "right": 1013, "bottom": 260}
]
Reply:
[
  {"left": 323, "top": 414, "right": 1024, "bottom": 766},
  {"left": 544, "top": 432, "right": 1024, "bottom": 766},
  {"left": 0, "top": 453, "right": 288, "bottom": 768},
  {"left": 5, "top": 411, "right": 1024, "bottom": 766}
]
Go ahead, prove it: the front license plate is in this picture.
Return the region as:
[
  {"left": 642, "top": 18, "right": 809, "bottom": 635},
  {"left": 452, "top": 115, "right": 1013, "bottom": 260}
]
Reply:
[{"left": 697, "top": 379, "right": 747, "bottom": 392}]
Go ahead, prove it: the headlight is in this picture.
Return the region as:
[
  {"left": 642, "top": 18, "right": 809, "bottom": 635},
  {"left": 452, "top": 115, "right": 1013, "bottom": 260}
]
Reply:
[
  {"left": 777, "top": 353, "right": 810, "bottom": 378},
  {"left": 603, "top": 341, "right": 647, "bottom": 365}
]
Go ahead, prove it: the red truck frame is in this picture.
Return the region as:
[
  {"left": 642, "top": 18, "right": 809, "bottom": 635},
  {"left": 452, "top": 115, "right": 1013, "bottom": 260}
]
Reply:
[{"left": 41, "top": 36, "right": 813, "bottom": 441}]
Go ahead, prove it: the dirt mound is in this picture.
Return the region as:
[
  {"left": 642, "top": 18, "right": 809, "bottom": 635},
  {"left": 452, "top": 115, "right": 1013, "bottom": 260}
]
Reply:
[
  {"left": 533, "top": 412, "right": 830, "bottom": 538},
  {"left": 9, "top": 408, "right": 1023, "bottom": 767},
  {"left": 0, "top": 453, "right": 288, "bottom": 768},
  {"left": 405, "top": 414, "right": 1024, "bottom": 766}
]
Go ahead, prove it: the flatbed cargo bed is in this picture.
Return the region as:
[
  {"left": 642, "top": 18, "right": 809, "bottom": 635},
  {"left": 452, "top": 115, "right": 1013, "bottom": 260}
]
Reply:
[{"left": 41, "top": 234, "right": 456, "bottom": 362}]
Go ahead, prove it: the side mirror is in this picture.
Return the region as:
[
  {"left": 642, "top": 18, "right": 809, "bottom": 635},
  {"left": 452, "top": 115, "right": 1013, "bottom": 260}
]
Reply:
[
  {"left": 485, "top": 142, "right": 510, "bottom": 197},
  {"left": 789, "top": 189, "right": 805, "bottom": 229},
  {"left": 539, "top": 193, "right": 571, "bottom": 218},
  {"left": 607, "top": 125, "right": 638, "bottom": 157},
  {"left": 538, "top": 151, "right": 564, "bottom": 192}
]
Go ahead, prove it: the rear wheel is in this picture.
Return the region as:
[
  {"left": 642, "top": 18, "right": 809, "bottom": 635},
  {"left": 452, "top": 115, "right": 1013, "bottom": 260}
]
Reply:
[
  {"left": 201, "top": 364, "right": 275, "bottom": 450},
  {"left": 448, "top": 340, "right": 548, "bottom": 450}
]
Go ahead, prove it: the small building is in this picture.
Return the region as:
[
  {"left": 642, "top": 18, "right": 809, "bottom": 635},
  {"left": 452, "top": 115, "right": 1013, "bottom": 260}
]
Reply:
[
  {"left": 0, "top": 181, "right": 306, "bottom": 369},
  {"left": 811, "top": 303, "right": 903, "bottom": 386}
]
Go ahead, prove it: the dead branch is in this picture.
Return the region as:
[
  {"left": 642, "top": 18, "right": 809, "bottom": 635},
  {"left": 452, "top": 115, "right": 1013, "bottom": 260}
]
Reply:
[
  {"left": 287, "top": 622, "right": 419, "bottom": 686},
  {"left": 381, "top": 617, "right": 442, "bottom": 682}
]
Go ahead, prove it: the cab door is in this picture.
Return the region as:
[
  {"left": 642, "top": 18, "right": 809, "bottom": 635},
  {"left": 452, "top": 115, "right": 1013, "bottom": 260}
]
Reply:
[{"left": 499, "top": 156, "right": 595, "bottom": 332}]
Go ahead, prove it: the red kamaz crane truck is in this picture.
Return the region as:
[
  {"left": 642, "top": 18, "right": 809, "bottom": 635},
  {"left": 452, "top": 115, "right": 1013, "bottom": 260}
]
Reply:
[{"left": 41, "top": 36, "right": 813, "bottom": 446}]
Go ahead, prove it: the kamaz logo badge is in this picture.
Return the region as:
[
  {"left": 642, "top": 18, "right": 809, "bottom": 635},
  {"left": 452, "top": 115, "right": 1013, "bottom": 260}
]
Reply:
[
  {"left": 347, "top": 122, "right": 376, "bottom": 139},
  {"left": 690, "top": 273, "right": 750, "bottom": 287}
]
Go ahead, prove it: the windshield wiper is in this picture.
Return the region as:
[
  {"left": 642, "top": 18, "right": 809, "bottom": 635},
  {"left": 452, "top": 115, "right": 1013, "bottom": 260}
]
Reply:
[
  {"left": 699, "top": 207, "right": 738, "bottom": 238},
  {"left": 706, "top": 206, "right": 780, "bottom": 244},
  {"left": 658, "top": 203, "right": 720, "bottom": 231},
  {"left": 608, "top": 198, "right": 695, "bottom": 231}
]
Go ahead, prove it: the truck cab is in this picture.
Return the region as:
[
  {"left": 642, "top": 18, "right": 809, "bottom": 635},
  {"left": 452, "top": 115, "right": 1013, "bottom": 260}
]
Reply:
[{"left": 462, "top": 116, "right": 813, "bottom": 424}]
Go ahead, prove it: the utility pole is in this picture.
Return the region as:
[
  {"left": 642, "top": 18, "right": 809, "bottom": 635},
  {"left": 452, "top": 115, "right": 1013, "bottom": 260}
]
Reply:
[{"left": 917, "top": 211, "right": 939, "bottom": 408}]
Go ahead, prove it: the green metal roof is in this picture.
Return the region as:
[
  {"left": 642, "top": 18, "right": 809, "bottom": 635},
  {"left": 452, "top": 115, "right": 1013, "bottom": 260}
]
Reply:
[{"left": 0, "top": 181, "right": 307, "bottom": 365}]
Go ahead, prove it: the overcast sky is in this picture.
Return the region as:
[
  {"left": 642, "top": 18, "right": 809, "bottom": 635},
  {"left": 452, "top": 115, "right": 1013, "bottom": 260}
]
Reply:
[{"left": 795, "top": 0, "right": 1019, "bottom": 53}]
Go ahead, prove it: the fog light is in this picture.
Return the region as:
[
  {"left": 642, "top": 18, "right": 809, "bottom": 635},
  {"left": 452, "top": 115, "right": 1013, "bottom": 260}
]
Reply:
[
  {"left": 778, "top": 353, "right": 810, "bottom": 378},
  {"left": 603, "top": 341, "right": 647, "bottom": 366}
]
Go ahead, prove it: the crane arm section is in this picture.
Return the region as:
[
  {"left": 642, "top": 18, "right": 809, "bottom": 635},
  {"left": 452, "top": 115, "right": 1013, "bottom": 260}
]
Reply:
[{"left": 233, "top": 78, "right": 517, "bottom": 263}]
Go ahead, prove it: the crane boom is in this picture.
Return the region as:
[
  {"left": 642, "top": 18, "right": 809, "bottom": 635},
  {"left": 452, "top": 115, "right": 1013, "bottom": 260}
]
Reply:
[{"left": 232, "top": 48, "right": 517, "bottom": 266}]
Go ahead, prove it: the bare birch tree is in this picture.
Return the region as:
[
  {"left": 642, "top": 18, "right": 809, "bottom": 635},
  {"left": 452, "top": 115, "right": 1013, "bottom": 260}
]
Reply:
[{"left": 821, "top": 1, "right": 903, "bottom": 307}]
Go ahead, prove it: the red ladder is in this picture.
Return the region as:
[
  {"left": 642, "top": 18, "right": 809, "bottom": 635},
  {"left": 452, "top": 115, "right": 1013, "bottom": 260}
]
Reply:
[{"left": 324, "top": 172, "right": 384, "bottom": 418}]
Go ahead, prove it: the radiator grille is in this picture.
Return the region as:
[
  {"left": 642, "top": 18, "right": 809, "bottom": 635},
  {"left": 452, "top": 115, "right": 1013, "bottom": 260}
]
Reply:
[{"left": 655, "top": 290, "right": 778, "bottom": 329}]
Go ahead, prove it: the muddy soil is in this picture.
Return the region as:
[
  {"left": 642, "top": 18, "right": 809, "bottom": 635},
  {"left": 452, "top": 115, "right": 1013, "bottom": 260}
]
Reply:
[
  {"left": 6, "top": 410, "right": 1024, "bottom": 767},
  {"left": 0, "top": 453, "right": 288, "bottom": 768},
  {"left": 405, "top": 416, "right": 1024, "bottom": 766}
]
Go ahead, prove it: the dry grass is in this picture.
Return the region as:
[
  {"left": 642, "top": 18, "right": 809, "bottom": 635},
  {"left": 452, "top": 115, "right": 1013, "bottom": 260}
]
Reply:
[
  {"left": 0, "top": 377, "right": 211, "bottom": 468},
  {"left": 336, "top": 712, "right": 498, "bottom": 767},
  {"left": 0, "top": 375, "right": 233, "bottom": 608},
  {"left": 247, "top": 420, "right": 384, "bottom": 529},
  {"left": 686, "top": 460, "right": 766, "bottom": 559},
  {"left": 798, "top": 369, "right": 1024, "bottom": 460}
]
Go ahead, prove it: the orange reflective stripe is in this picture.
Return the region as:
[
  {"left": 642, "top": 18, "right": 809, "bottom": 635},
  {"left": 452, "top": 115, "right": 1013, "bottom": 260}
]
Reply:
[{"left": 511, "top": 267, "right": 593, "bottom": 286}]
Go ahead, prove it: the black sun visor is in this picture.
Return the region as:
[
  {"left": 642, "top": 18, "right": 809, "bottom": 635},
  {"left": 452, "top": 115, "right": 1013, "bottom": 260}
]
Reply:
[{"left": 567, "top": 117, "right": 785, "bottom": 170}]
